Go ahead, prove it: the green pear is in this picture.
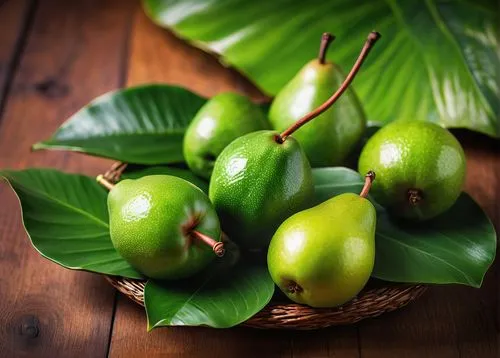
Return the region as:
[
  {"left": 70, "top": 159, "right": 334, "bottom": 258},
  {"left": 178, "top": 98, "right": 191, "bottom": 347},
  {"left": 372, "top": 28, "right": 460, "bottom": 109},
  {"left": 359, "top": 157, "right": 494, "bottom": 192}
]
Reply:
[
  {"left": 358, "top": 120, "right": 466, "bottom": 220},
  {"left": 269, "top": 33, "right": 366, "bottom": 167},
  {"left": 209, "top": 130, "right": 314, "bottom": 250},
  {"left": 183, "top": 92, "right": 269, "bottom": 179},
  {"left": 267, "top": 172, "right": 377, "bottom": 307},
  {"left": 107, "top": 175, "right": 224, "bottom": 280},
  {"left": 209, "top": 32, "right": 381, "bottom": 250}
]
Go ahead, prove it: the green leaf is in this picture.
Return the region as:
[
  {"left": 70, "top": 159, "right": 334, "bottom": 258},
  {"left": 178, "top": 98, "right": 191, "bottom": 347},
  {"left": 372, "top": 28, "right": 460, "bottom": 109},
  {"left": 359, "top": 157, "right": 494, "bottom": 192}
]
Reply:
[
  {"left": 144, "top": 0, "right": 499, "bottom": 137},
  {"left": 121, "top": 166, "right": 209, "bottom": 193},
  {"left": 374, "top": 194, "right": 497, "bottom": 287},
  {"left": 144, "top": 263, "right": 274, "bottom": 329},
  {"left": 312, "top": 167, "right": 364, "bottom": 205},
  {"left": 312, "top": 167, "right": 497, "bottom": 286},
  {"left": 32, "top": 85, "right": 207, "bottom": 164},
  {"left": 1, "top": 169, "right": 142, "bottom": 279}
]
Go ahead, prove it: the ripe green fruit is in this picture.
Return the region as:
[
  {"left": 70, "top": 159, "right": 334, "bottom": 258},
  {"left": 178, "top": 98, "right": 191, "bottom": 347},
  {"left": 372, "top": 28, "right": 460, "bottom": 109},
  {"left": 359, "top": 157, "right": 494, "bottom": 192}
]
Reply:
[
  {"left": 107, "top": 175, "right": 224, "bottom": 280},
  {"left": 358, "top": 120, "right": 466, "bottom": 220},
  {"left": 209, "top": 32, "right": 381, "bottom": 250},
  {"left": 269, "top": 33, "right": 365, "bottom": 167},
  {"left": 268, "top": 172, "right": 376, "bottom": 307},
  {"left": 183, "top": 92, "right": 269, "bottom": 179},
  {"left": 209, "top": 130, "right": 314, "bottom": 250}
]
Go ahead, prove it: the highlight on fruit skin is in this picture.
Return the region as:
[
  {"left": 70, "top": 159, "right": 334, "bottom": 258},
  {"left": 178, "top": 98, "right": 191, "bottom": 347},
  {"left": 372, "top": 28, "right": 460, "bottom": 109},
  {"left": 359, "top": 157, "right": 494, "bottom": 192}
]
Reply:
[
  {"left": 97, "top": 174, "right": 225, "bottom": 280},
  {"left": 267, "top": 171, "right": 377, "bottom": 308},
  {"left": 358, "top": 120, "right": 466, "bottom": 221}
]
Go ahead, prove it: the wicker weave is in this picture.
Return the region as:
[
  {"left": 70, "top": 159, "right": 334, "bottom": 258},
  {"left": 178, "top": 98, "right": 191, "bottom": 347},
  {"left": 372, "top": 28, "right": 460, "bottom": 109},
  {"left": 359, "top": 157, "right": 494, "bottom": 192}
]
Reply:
[
  {"left": 105, "top": 276, "right": 426, "bottom": 329},
  {"left": 101, "top": 162, "right": 427, "bottom": 329}
]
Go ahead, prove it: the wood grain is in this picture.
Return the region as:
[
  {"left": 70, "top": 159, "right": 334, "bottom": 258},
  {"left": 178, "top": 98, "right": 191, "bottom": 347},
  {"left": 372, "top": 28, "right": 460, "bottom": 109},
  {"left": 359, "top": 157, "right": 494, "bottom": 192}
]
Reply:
[
  {"left": 0, "top": 0, "right": 34, "bottom": 115},
  {"left": 0, "top": 0, "right": 136, "bottom": 356},
  {"left": 127, "top": 9, "right": 269, "bottom": 102}
]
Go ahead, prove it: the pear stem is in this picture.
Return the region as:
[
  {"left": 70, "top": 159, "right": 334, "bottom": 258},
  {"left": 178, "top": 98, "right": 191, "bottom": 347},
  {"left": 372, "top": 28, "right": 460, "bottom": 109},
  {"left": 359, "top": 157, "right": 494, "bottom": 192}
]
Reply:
[
  {"left": 191, "top": 230, "right": 225, "bottom": 257},
  {"left": 360, "top": 171, "right": 376, "bottom": 198},
  {"left": 276, "top": 31, "right": 381, "bottom": 143},
  {"left": 96, "top": 174, "right": 115, "bottom": 190},
  {"left": 318, "top": 33, "right": 335, "bottom": 64}
]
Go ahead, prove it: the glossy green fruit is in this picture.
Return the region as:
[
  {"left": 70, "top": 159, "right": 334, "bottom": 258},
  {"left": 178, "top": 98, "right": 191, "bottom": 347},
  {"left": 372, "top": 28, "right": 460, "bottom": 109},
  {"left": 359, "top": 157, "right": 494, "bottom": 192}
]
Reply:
[
  {"left": 108, "top": 175, "right": 222, "bottom": 280},
  {"left": 183, "top": 92, "right": 269, "bottom": 179},
  {"left": 358, "top": 121, "right": 466, "bottom": 220},
  {"left": 209, "top": 130, "right": 314, "bottom": 250},
  {"left": 268, "top": 185, "right": 376, "bottom": 308},
  {"left": 269, "top": 37, "right": 365, "bottom": 167}
]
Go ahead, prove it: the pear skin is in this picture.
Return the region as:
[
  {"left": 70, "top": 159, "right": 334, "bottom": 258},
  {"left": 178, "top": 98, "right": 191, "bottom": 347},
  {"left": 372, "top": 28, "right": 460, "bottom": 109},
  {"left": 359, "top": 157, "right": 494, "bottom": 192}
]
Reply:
[
  {"left": 358, "top": 120, "right": 466, "bottom": 220},
  {"left": 209, "top": 130, "right": 314, "bottom": 250},
  {"left": 269, "top": 41, "right": 365, "bottom": 167},
  {"left": 183, "top": 92, "right": 269, "bottom": 179},
  {"left": 267, "top": 192, "right": 376, "bottom": 307},
  {"left": 108, "top": 175, "right": 222, "bottom": 280}
]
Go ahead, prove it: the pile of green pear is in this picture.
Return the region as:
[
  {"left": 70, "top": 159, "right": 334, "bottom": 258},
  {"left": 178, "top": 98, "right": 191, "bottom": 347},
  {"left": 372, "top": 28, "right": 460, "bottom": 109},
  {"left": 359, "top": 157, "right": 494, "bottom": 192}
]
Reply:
[{"left": 105, "top": 31, "right": 466, "bottom": 308}]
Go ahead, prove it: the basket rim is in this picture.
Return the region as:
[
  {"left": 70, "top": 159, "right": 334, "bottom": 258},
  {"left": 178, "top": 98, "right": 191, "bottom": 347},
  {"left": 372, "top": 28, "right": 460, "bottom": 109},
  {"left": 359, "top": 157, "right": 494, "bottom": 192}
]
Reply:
[{"left": 105, "top": 274, "right": 427, "bottom": 329}]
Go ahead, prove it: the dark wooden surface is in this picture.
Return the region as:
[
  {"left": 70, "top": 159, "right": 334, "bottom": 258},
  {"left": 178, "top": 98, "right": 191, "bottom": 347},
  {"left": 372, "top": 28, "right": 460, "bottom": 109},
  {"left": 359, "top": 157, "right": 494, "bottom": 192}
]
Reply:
[{"left": 0, "top": 1, "right": 497, "bottom": 357}]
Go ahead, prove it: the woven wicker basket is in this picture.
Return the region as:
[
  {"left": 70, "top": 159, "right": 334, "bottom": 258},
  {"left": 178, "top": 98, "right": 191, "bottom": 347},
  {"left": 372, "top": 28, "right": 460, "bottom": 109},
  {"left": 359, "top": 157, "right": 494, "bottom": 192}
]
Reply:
[{"left": 100, "top": 162, "right": 427, "bottom": 329}]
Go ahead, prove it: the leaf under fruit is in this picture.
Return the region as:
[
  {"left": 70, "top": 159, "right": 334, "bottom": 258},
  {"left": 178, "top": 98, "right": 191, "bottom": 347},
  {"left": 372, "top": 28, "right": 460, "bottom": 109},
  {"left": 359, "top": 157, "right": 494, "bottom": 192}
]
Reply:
[
  {"left": 144, "top": 262, "right": 274, "bottom": 329},
  {"left": 1, "top": 169, "right": 143, "bottom": 279}
]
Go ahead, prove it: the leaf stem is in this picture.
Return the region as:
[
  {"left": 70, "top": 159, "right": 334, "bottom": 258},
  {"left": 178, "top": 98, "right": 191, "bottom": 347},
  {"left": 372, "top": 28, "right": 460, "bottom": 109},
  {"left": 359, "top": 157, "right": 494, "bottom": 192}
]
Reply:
[
  {"left": 191, "top": 230, "right": 225, "bottom": 257},
  {"left": 318, "top": 32, "right": 335, "bottom": 64},
  {"left": 277, "top": 31, "right": 381, "bottom": 143},
  {"left": 360, "top": 171, "right": 376, "bottom": 198}
]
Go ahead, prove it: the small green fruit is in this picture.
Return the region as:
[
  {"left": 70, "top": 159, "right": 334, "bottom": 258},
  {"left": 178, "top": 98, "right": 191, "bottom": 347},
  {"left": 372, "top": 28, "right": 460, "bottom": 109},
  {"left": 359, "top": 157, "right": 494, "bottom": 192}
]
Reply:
[
  {"left": 108, "top": 175, "right": 223, "bottom": 280},
  {"left": 268, "top": 173, "right": 376, "bottom": 307},
  {"left": 358, "top": 120, "right": 466, "bottom": 220},
  {"left": 209, "top": 130, "right": 314, "bottom": 250},
  {"left": 269, "top": 33, "right": 365, "bottom": 167},
  {"left": 183, "top": 92, "right": 269, "bottom": 179}
]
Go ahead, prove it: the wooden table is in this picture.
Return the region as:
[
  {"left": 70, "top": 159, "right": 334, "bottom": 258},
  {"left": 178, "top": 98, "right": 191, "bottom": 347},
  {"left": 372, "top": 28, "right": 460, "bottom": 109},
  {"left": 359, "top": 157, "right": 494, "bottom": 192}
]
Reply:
[{"left": 0, "top": 1, "right": 497, "bottom": 357}]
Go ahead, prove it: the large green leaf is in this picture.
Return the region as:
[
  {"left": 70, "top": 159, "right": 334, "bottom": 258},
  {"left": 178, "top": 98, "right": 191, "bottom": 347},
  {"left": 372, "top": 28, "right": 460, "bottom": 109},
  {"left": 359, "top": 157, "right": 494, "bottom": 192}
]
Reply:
[
  {"left": 312, "top": 167, "right": 496, "bottom": 287},
  {"left": 143, "top": 0, "right": 499, "bottom": 137},
  {"left": 121, "top": 166, "right": 209, "bottom": 193},
  {"left": 1, "top": 169, "right": 142, "bottom": 279},
  {"left": 32, "top": 85, "right": 207, "bottom": 164},
  {"left": 144, "top": 262, "right": 274, "bottom": 329}
]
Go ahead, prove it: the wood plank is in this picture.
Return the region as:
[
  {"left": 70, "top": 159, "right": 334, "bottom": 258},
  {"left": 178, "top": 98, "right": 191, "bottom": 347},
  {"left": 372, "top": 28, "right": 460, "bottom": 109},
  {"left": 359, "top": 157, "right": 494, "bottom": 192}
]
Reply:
[
  {"left": 357, "top": 133, "right": 499, "bottom": 358},
  {"left": 0, "top": 0, "right": 34, "bottom": 115},
  {"left": 0, "top": 0, "right": 137, "bottom": 357},
  {"left": 126, "top": 9, "right": 269, "bottom": 102},
  {"left": 111, "top": 296, "right": 293, "bottom": 358},
  {"left": 109, "top": 8, "right": 360, "bottom": 358}
]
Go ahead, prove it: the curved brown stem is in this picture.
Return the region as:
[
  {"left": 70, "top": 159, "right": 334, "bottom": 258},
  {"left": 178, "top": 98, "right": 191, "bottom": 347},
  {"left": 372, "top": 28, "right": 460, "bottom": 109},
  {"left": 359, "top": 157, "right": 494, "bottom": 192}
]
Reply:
[
  {"left": 277, "top": 31, "right": 381, "bottom": 143},
  {"left": 191, "top": 230, "right": 225, "bottom": 257},
  {"left": 318, "top": 33, "right": 335, "bottom": 64},
  {"left": 360, "top": 171, "right": 376, "bottom": 198},
  {"left": 96, "top": 175, "right": 115, "bottom": 190}
]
